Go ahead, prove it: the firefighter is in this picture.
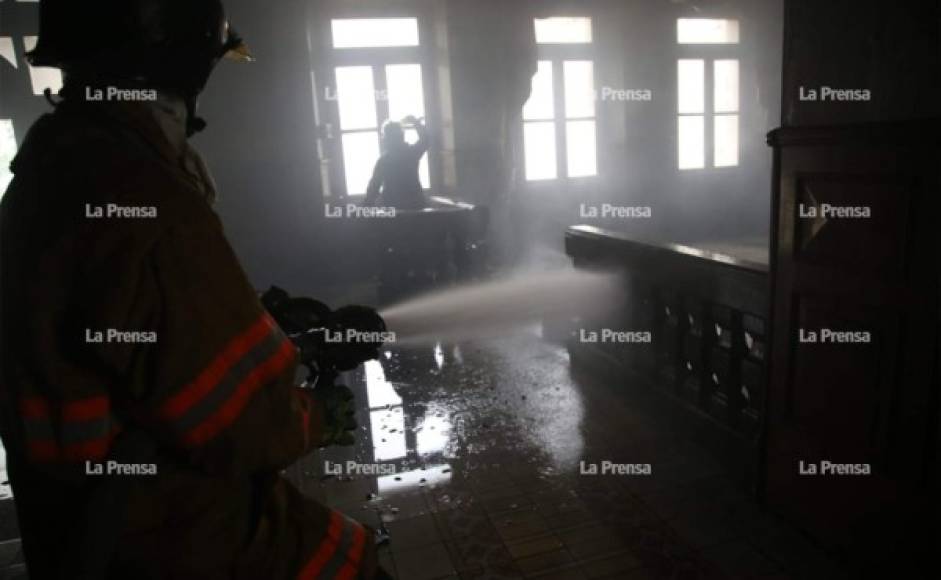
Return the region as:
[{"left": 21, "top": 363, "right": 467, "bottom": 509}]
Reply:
[
  {"left": 0, "top": 1, "right": 382, "bottom": 578},
  {"left": 364, "top": 117, "right": 430, "bottom": 210}
]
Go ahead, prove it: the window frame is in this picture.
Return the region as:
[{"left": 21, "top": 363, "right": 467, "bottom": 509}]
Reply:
[
  {"left": 675, "top": 18, "right": 741, "bottom": 172},
  {"left": 522, "top": 19, "right": 599, "bottom": 185},
  {"left": 317, "top": 14, "right": 438, "bottom": 199}
]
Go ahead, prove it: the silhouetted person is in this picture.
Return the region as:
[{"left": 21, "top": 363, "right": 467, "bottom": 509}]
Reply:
[{"left": 365, "top": 116, "right": 429, "bottom": 210}]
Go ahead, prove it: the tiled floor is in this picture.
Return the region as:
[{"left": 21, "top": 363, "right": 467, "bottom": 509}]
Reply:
[
  {"left": 0, "top": 444, "right": 11, "bottom": 502},
  {"left": 0, "top": 537, "right": 26, "bottom": 580},
  {"left": 304, "top": 329, "right": 849, "bottom": 580}
]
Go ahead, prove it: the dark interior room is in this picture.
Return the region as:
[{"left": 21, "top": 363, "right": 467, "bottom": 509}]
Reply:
[{"left": 0, "top": 0, "right": 939, "bottom": 578}]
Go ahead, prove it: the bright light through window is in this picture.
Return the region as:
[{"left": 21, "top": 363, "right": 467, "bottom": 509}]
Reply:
[
  {"left": 714, "top": 60, "right": 739, "bottom": 113},
  {"left": 678, "top": 59, "right": 705, "bottom": 170},
  {"left": 677, "top": 19, "right": 740, "bottom": 44},
  {"left": 386, "top": 64, "right": 425, "bottom": 121},
  {"left": 563, "top": 61, "right": 597, "bottom": 178},
  {"left": 0, "top": 120, "right": 17, "bottom": 194},
  {"left": 678, "top": 60, "right": 705, "bottom": 114},
  {"left": 678, "top": 116, "right": 705, "bottom": 170},
  {"left": 332, "top": 18, "right": 420, "bottom": 49},
  {"left": 386, "top": 64, "right": 430, "bottom": 189},
  {"left": 713, "top": 60, "right": 740, "bottom": 167},
  {"left": 524, "top": 122, "right": 557, "bottom": 181},
  {"left": 335, "top": 66, "right": 378, "bottom": 131},
  {"left": 714, "top": 115, "right": 739, "bottom": 167},
  {"left": 523, "top": 61, "right": 560, "bottom": 181},
  {"left": 342, "top": 131, "right": 380, "bottom": 195},
  {"left": 523, "top": 61, "right": 554, "bottom": 121},
  {"left": 567, "top": 120, "right": 597, "bottom": 177},
  {"left": 22, "top": 36, "right": 63, "bottom": 96},
  {"left": 535, "top": 17, "right": 593, "bottom": 44},
  {"left": 564, "top": 61, "right": 595, "bottom": 119}
]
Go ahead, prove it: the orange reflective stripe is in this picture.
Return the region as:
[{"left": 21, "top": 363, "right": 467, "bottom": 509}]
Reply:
[
  {"left": 160, "top": 314, "right": 275, "bottom": 419},
  {"left": 298, "top": 512, "right": 345, "bottom": 580},
  {"left": 20, "top": 397, "right": 51, "bottom": 419},
  {"left": 297, "top": 512, "right": 367, "bottom": 580},
  {"left": 334, "top": 524, "right": 367, "bottom": 580},
  {"left": 61, "top": 427, "right": 121, "bottom": 462},
  {"left": 19, "top": 394, "right": 119, "bottom": 464},
  {"left": 181, "top": 338, "right": 296, "bottom": 447},
  {"left": 62, "top": 396, "right": 110, "bottom": 422},
  {"left": 27, "top": 440, "right": 59, "bottom": 463},
  {"left": 158, "top": 312, "right": 298, "bottom": 447}
]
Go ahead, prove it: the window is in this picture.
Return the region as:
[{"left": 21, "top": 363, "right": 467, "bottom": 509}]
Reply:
[
  {"left": 677, "top": 18, "right": 740, "bottom": 44},
  {"left": 0, "top": 120, "right": 17, "bottom": 194},
  {"left": 676, "top": 19, "right": 740, "bottom": 170},
  {"left": 523, "top": 17, "right": 597, "bottom": 182},
  {"left": 328, "top": 18, "right": 430, "bottom": 196},
  {"left": 331, "top": 18, "right": 420, "bottom": 49},
  {"left": 535, "top": 17, "right": 593, "bottom": 44}
]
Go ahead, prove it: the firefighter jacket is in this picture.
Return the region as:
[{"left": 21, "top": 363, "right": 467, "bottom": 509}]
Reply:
[{"left": 0, "top": 94, "right": 377, "bottom": 580}]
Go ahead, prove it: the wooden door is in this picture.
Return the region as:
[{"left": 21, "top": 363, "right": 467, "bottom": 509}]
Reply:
[{"left": 766, "top": 121, "right": 940, "bottom": 567}]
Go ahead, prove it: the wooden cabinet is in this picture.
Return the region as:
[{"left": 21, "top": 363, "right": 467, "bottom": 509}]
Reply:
[{"left": 766, "top": 121, "right": 940, "bottom": 569}]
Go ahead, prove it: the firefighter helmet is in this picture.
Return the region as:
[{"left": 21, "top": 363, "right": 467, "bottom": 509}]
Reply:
[{"left": 27, "top": 0, "right": 252, "bottom": 98}]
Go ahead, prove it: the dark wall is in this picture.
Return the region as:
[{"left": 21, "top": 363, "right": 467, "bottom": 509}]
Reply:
[
  {"left": 195, "top": 0, "right": 326, "bottom": 297},
  {"left": 782, "top": 0, "right": 941, "bottom": 127}
]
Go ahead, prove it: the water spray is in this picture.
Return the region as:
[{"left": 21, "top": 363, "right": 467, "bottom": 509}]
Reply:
[{"left": 380, "top": 269, "right": 620, "bottom": 346}]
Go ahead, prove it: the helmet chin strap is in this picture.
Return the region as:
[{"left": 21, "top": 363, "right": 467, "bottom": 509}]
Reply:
[
  {"left": 186, "top": 98, "right": 208, "bottom": 136},
  {"left": 184, "top": 54, "right": 227, "bottom": 136}
]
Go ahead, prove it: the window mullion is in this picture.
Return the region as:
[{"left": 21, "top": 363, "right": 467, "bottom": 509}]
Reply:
[
  {"left": 374, "top": 66, "right": 391, "bottom": 126},
  {"left": 705, "top": 59, "right": 714, "bottom": 168}
]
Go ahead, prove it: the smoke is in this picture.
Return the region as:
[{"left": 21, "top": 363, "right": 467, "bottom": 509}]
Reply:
[{"left": 380, "top": 269, "right": 620, "bottom": 345}]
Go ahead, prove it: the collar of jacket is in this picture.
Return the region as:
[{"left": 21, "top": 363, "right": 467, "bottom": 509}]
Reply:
[
  {"left": 64, "top": 92, "right": 219, "bottom": 203},
  {"left": 93, "top": 93, "right": 189, "bottom": 166}
]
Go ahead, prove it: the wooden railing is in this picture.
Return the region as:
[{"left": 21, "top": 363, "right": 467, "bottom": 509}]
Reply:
[{"left": 564, "top": 225, "right": 770, "bottom": 488}]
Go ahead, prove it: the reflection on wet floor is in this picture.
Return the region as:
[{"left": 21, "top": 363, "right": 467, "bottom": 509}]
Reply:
[
  {"left": 306, "top": 328, "right": 848, "bottom": 580},
  {"left": 0, "top": 440, "right": 10, "bottom": 501}
]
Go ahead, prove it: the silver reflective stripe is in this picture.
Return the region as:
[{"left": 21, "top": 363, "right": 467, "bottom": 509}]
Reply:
[{"left": 319, "top": 516, "right": 356, "bottom": 579}]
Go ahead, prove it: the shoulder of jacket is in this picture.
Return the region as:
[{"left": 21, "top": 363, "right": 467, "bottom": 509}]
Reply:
[{"left": 28, "top": 111, "right": 214, "bottom": 220}]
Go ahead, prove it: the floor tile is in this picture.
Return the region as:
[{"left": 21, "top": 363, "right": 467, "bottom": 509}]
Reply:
[
  {"left": 505, "top": 533, "right": 565, "bottom": 560},
  {"left": 576, "top": 551, "right": 643, "bottom": 579},
  {"left": 387, "top": 514, "right": 446, "bottom": 550},
  {"left": 514, "top": 548, "right": 574, "bottom": 577},
  {"left": 395, "top": 542, "right": 457, "bottom": 580},
  {"left": 526, "top": 565, "right": 587, "bottom": 580},
  {"left": 701, "top": 540, "right": 782, "bottom": 578},
  {"left": 494, "top": 511, "right": 550, "bottom": 542},
  {"left": 559, "top": 524, "right": 628, "bottom": 561}
]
